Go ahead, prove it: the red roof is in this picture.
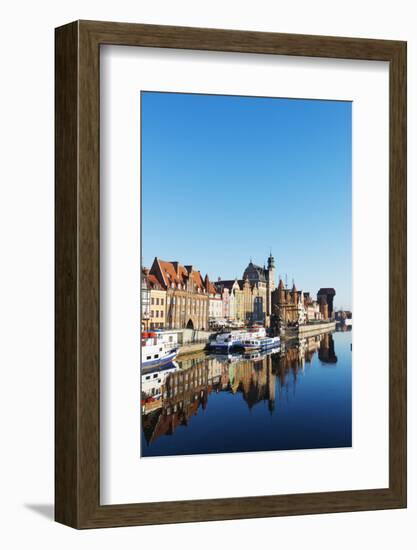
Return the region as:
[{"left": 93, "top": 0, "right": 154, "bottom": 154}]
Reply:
[
  {"left": 147, "top": 273, "right": 164, "bottom": 290},
  {"left": 153, "top": 258, "right": 208, "bottom": 292}
]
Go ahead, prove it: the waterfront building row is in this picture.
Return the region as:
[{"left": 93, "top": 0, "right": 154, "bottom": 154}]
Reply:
[{"left": 141, "top": 255, "right": 336, "bottom": 331}]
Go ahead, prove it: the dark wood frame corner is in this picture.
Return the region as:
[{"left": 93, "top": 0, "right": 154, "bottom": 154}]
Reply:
[{"left": 55, "top": 20, "right": 407, "bottom": 529}]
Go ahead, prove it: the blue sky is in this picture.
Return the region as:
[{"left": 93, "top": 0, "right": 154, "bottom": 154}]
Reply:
[{"left": 141, "top": 92, "right": 352, "bottom": 310}]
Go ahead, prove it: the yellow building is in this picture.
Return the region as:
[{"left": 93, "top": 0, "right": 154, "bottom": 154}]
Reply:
[
  {"left": 148, "top": 273, "right": 166, "bottom": 329},
  {"left": 233, "top": 284, "right": 245, "bottom": 323}
]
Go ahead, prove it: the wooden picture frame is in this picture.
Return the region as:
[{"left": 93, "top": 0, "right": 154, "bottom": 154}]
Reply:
[{"left": 55, "top": 20, "right": 407, "bottom": 528}]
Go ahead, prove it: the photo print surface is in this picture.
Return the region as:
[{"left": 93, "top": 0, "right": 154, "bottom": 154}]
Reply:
[{"left": 140, "top": 91, "right": 352, "bottom": 458}]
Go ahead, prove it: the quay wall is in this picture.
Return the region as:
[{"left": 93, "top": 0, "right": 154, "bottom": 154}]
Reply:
[
  {"left": 281, "top": 321, "right": 336, "bottom": 340},
  {"left": 176, "top": 328, "right": 214, "bottom": 345},
  {"left": 297, "top": 321, "right": 336, "bottom": 336},
  {"left": 175, "top": 328, "right": 214, "bottom": 357},
  {"left": 177, "top": 342, "right": 207, "bottom": 357}
]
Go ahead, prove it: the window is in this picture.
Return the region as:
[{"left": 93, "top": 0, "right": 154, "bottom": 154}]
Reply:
[
  {"left": 151, "top": 310, "right": 154, "bottom": 317},
  {"left": 146, "top": 357, "right": 151, "bottom": 361},
  {"left": 156, "top": 298, "right": 159, "bottom": 305},
  {"left": 161, "top": 298, "right": 164, "bottom": 305},
  {"left": 151, "top": 297, "right": 155, "bottom": 305}
]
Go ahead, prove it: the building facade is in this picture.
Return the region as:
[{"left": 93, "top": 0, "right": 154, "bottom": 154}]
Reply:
[
  {"left": 148, "top": 273, "right": 166, "bottom": 329},
  {"left": 149, "top": 258, "right": 212, "bottom": 330},
  {"left": 242, "top": 253, "right": 276, "bottom": 325},
  {"left": 271, "top": 280, "right": 333, "bottom": 328},
  {"left": 271, "top": 280, "right": 300, "bottom": 325},
  {"left": 317, "top": 288, "right": 336, "bottom": 320},
  {"left": 205, "top": 275, "right": 223, "bottom": 324},
  {"left": 141, "top": 268, "right": 151, "bottom": 331},
  {"left": 215, "top": 279, "right": 239, "bottom": 321},
  {"left": 215, "top": 254, "right": 276, "bottom": 326},
  {"left": 305, "top": 294, "right": 322, "bottom": 322}
]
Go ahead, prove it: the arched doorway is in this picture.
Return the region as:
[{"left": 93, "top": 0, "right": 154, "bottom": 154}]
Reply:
[{"left": 186, "top": 319, "right": 194, "bottom": 330}]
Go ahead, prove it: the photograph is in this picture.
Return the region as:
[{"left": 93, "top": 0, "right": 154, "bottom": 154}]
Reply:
[{"left": 140, "top": 91, "right": 352, "bottom": 458}]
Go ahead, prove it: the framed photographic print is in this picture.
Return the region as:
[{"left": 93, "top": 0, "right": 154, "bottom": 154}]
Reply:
[{"left": 55, "top": 20, "right": 407, "bottom": 528}]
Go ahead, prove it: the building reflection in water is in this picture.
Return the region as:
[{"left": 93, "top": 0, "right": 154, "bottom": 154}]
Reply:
[
  {"left": 141, "top": 333, "right": 338, "bottom": 447},
  {"left": 318, "top": 332, "right": 338, "bottom": 364}
]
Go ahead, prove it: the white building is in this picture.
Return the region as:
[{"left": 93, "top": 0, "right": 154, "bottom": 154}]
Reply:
[
  {"left": 209, "top": 295, "right": 223, "bottom": 321},
  {"left": 306, "top": 300, "right": 322, "bottom": 322},
  {"left": 205, "top": 275, "right": 224, "bottom": 324},
  {"left": 297, "top": 291, "right": 307, "bottom": 325}
]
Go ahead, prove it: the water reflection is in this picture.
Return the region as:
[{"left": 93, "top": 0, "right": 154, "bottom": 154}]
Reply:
[
  {"left": 318, "top": 332, "right": 338, "bottom": 364},
  {"left": 141, "top": 332, "right": 343, "bottom": 452}
]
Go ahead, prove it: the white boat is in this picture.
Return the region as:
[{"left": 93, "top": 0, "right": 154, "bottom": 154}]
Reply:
[
  {"left": 239, "top": 336, "right": 280, "bottom": 352},
  {"left": 141, "top": 331, "right": 178, "bottom": 369},
  {"left": 209, "top": 330, "right": 248, "bottom": 352}
]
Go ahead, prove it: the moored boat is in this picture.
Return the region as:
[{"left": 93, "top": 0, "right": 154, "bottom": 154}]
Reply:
[
  {"left": 141, "top": 331, "right": 178, "bottom": 368},
  {"left": 239, "top": 336, "right": 280, "bottom": 352},
  {"left": 209, "top": 330, "right": 248, "bottom": 352}
]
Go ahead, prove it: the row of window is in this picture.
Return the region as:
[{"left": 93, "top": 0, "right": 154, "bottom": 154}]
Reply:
[
  {"left": 151, "top": 297, "right": 164, "bottom": 306},
  {"left": 167, "top": 296, "right": 207, "bottom": 307},
  {"left": 168, "top": 283, "right": 207, "bottom": 292},
  {"left": 151, "top": 310, "right": 165, "bottom": 318}
]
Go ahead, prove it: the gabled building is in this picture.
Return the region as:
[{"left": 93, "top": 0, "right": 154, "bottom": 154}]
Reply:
[
  {"left": 271, "top": 280, "right": 303, "bottom": 325},
  {"left": 141, "top": 267, "right": 151, "bottom": 331},
  {"left": 147, "top": 273, "right": 166, "bottom": 329},
  {"left": 242, "top": 253, "right": 276, "bottom": 325},
  {"left": 215, "top": 279, "right": 239, "bottom": 321},
  {"left": 205, "top": 275, "right": 223, "bottom": 323},
  {"left": 304, "top": 292, "right": 322, "bottom": 322},
  {"left": 149, "top": 258, "right": 211, "bottom": 330}
]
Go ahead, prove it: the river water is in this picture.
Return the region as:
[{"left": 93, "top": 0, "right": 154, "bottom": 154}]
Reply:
[{"left": 141, "top": 329, "right": 352, "bottom": 457}]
